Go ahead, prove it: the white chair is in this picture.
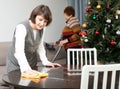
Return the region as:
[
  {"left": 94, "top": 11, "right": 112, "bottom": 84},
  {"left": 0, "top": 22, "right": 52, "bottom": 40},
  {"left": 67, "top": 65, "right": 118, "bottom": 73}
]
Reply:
[
  {"left": 67, "top": 48, "right": 97, "bottom": 75},
  {"left": 80, "top": 64, "right": 120, "bottom": 89}
]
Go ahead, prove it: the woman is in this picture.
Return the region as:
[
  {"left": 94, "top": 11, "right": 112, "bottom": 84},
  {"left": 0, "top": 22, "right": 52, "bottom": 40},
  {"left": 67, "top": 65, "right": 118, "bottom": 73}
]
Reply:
[{"left": 6, "top": 5, "right": 61, "bottom": 75}]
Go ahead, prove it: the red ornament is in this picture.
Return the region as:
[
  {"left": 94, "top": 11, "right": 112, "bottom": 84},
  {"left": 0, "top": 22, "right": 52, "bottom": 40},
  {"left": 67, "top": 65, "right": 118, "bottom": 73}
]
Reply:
[
  {"left": 86, "top": 8, "right": 90, "bottom": 12},
  {"left": 95, "top": 31, "right": 100, "bottom": 35},
  {"left": 79, "top": 31, "right": 87, "bottom": 37},
  {"left": 110, "top": 40, "right": 116, "bottom": 45}
]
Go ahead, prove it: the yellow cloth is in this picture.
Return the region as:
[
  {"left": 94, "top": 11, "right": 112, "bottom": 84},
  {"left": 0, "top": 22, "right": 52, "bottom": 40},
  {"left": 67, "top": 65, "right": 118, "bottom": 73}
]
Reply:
[
  {"left": 22, "top": 77, "right": 41, "bottom": 83},
  {"left": 21, "top": 72, "right": 48, "bottom": 79}
]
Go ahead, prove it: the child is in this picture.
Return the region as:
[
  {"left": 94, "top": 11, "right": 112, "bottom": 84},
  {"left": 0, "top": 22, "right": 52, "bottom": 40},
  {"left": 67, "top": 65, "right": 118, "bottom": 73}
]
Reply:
[{"left": 55, "top": 6, "right": 81, "bottom": 64}]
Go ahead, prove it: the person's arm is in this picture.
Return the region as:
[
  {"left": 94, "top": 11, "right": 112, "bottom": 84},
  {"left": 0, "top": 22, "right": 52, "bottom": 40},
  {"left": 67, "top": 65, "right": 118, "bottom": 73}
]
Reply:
[
  {"left": 37, "top": 29, "right": 61, "bottom": 67},
  {"left": 14, "top": 24, "right": 31, "bottom": 73},
  {"left": 37, "top": 29, "right": 51, "bottom": 65},
  {"left": 59, "top": 26, "right": 80, "bottom": 46},
  {"left": 67, "top": 33, "right": 80, "bottom": 42}
]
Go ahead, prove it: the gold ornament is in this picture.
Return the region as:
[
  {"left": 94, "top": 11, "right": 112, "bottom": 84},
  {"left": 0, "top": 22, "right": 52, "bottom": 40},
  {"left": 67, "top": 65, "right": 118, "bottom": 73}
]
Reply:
[
  {"left": 82, "top": 23, "right": 87, "bottom": 28},
  {"left": 96, "top": 4, "right": 101, "bottom": 9}
]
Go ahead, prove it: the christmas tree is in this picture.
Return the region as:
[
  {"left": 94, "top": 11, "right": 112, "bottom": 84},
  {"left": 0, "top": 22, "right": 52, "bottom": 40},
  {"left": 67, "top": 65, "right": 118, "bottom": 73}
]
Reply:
[{"left": 82, "top": 0, "right": 120, "bottom": 63}]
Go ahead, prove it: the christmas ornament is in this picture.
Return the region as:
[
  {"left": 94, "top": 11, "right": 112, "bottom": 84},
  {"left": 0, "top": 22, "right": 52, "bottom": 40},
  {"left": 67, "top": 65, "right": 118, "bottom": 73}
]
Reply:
[
  {"left": 79, "top": 31, "right": 87, "bottom": 36},
  {"left": 83, "top": 36, "right": 88, "bottom": 42},
  {"left": 105, "top": 19, "right": 112, "bottom": 29},
  {"left": 116, "top": 10, "right": 120, "bottom": 15},
  {"left": 93, "top": 15, "right": 96, "bottom": 20},
  {"left": 81, "top": 36, "right": 88, "bottom": 42},
  {"left": 115, "top": 15, "right": 119, "bottom": 19},
  {"left": 95, "top": 31, "right": 100, "bottom": 35},
  {"left": 96, "top": 4, "right": 101, "bottom": 9},
  {"left": 116, "top": 10, "right": 120, "bottom": 19},
  {"left": 106, "top": 19, "right": 111, "bottom": 24},
  {"left": 86, "top": 8, "right": 90, "bottom": 12},
  {"left": 110, "top": 40, "right": 116, "bottom": 45},
  {"left": 86, "top": 6, "right": 92, "bottom": 13},
  {"left": 82, "top": 23, "right": 87, "bottom": 28},
  {"left": 116, "top": 30, "right": 120, "bottom": 35},
  {"left": 88, "top": 1, "right": 91, "bottom": 5},
  {"left": 102, "top": 34, "right": 105, "bottom": 39}
]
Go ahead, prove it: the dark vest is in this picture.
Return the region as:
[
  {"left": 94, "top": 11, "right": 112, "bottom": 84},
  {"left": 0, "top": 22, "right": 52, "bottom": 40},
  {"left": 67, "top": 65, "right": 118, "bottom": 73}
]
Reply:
[{"left": 6, "top": 20, "right": 43, "bottom": 73}]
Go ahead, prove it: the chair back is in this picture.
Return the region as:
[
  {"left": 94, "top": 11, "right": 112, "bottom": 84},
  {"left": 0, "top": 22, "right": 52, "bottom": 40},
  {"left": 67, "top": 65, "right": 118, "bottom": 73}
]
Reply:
[
  {"left": 67, "top": 48, "right": 97, "bottom": 75},
  {"left": 80, "top": 64, "right": 120, "bottom": 89}
]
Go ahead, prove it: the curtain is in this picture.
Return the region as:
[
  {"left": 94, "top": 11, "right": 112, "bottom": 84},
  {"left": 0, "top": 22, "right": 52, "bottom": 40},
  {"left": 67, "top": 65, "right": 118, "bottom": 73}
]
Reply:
[{"left": 67, "top": 0, "right": 88, "bottom": 24}]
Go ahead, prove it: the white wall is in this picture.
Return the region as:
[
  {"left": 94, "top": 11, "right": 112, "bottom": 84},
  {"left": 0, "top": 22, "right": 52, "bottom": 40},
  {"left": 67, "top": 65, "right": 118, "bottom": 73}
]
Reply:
[{"left": 0, "top": 0, "right": 67, "bottom": 42}]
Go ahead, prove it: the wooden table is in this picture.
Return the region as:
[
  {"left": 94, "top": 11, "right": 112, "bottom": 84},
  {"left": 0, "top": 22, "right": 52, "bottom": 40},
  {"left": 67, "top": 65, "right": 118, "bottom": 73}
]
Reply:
[{"left": 2, "top": 65, "right": 80, "bottom": 89}]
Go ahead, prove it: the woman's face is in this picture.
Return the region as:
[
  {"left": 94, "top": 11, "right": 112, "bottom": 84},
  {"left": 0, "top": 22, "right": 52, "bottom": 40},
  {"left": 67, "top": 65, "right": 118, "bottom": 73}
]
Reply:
[
  {"left": 34, "top": 15, "right": 48, "bottom": 30},
  {"left": 64, "top": 13, "right": 72, "bottom": 20}
]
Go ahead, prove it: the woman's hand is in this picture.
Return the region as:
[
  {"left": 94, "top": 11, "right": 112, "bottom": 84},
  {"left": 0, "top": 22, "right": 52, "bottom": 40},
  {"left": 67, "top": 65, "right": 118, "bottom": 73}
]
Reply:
[
  {"left": 45, "top": 62, "right": 61, "bottom": 68},
  {"left": 59, "top": 39, "right": 68, "bottom": 46},
  {"left": 22, "top": 69, "right": 48, "bottom": 79},
  {"left": 24, "top": 69, "right": 40, "bottom": 75}
]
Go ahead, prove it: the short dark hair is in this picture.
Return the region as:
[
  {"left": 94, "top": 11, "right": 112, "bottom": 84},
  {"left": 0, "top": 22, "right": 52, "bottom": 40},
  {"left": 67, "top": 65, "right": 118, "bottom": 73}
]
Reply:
[
  {"left": 64, "top": 6, "right": 75, "bottom": 17},
  {"left": 29, "top": 5, "right": 52, "bottom": 26}
]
